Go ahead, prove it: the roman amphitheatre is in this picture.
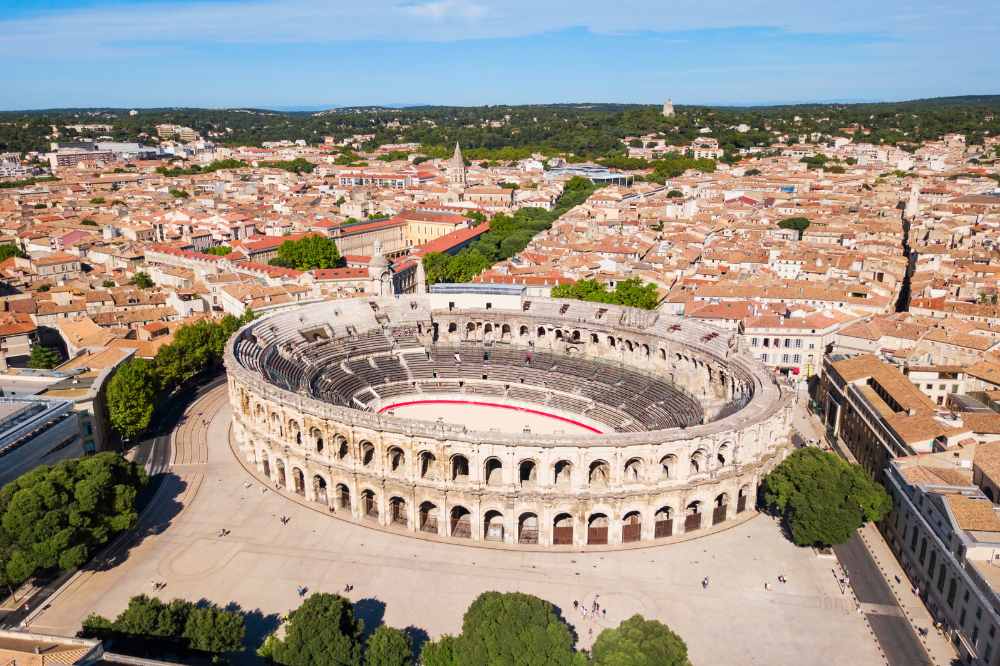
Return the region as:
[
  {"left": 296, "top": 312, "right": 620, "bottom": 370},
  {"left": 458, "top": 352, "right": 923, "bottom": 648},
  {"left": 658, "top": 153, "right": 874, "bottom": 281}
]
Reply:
[{"left": 226, "top": 286, "right": 793, "bottom": 548}]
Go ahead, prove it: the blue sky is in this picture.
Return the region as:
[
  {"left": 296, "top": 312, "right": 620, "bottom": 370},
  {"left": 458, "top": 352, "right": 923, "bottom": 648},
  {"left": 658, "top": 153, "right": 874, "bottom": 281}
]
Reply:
[{"left": 2, "top": 0, "right": 998, "bottom": 109}]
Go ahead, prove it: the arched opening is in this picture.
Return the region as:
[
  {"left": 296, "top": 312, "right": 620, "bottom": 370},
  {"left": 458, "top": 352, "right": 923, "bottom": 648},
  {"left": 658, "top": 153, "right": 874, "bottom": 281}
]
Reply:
[
  {"left": 336, "top": 435, "right": 349, "bottom": 460},
  {"left": 361, "top": 489, "right": 378, "bottom": 520},
  {"left": 571, "top": 330, "right": 581, "bottom": 342},
  {"left": 289, "top": 420, "right": 301, "bottom": 444},
  {"left": 451, "top": 454, "right": 469, "bottom": 482},
  {"left": 554, "top": 460, "right": 573, "bottom": 487},
  {"left": 389, "top": 497, "right": 407, "bottom": 526},
  {"left": 587, "top": 513, "right": 609, "bottom": 545},
  {"left": 450, "top": 506, "right": 471, "bottom": 538},
  {"left": 738, "top": 485, "right": 750, "bottom": 513},
  {"left": 553, "top": 513, "right": 574, "bottom": 545},
  {"left": 519, "top": 325, "right": 529, "bottom": 337},
  {"left": 336, "top": 483, "right": 350, "bottom": 511},
  {"left": 685, "top": 501, "right": 703, "bottom": 532},
  {"left": 588, "top": 460, "right": 610, "bottom": 488},
  {"left": 689, "top": 449, "right": 706, "bottom": 475},
  {"left": 518, "top": 460, "right": 537, "bottom": 487},
  {"left": 275, "top": 459, "right": 286, "bottom": 488},
  {"left": 465, "top": 322, "right": 476, "bottom": 340},
  {"left": 518, "top": 512, "right": 539, "bottom": 544},
  {"left": 717, "top": 443, "right": 730, "bottom": 467},
  {"left": 447, "top": 322, "right": 457, "bottom": 334},
  {"left": 590, "top": 333, "right": 599, "bottom": 344},
  {"left": 484, "top": 458, "right": 503, "bottom": 486},
  {"left": 361, "top": 441, "right": 375, "bottom": 467},
  {"left": 537, "top": 326, "right": 546, "bottom": 338},
  {"left": 419, "top": 451, "right": 437, "bottom": 479},
  {"left": 313, "top": 475, "right": 328, "bottom": 504},
  {"left": 624, "top": 458, "right": 643, "bottom": 483},
  {"left": 622, "top": 511, "right": 642, "bottom": 543},
  {"left": 659, "top": 454, "right": 676, "bottom": 480},
  {"left": 641, "top": 343, "right": 650, "bottom": 356},
  {"left": 625, "top": 340, "right": 634, "bottom": 352},
  {"left": 713, "top": 493, "right": 729, "bottom": 525},
  {"left": 607, "top": 335, "right": 616, "bottom": 348},
  {"left": 483, "top": 510, "right": 504, "bottom": 542},
  {"left": 555, "top": 329, "right": 564, "bottom": 341},
  {"left": 311, "top": 428, "right": 324, "bottom": 454},
  {"left": 261, "top": 451, "right": 270, "bottom": 478},
  {"left": 387, "top": 446, "right": 405, "bottom": 473},
  {"left": 654, "top": 506, "right": 674, "bottom": 538},
  {"left": 419, "top": 501, "right": 438, "bottom": 533},
  {"left": 501, "top": 323, "right": 512, "bottom": 340}
]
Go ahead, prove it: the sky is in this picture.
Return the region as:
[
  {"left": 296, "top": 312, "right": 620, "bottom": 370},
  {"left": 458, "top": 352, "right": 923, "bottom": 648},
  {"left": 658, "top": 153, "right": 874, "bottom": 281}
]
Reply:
[{"left": 2, "top": 0, "right": 999, "bottom": 110}]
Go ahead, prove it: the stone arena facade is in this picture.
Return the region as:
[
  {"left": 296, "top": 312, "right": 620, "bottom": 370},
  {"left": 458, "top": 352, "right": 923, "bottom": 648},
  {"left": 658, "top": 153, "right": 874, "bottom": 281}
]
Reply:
[{"left": 224, "top": 288, "right": 794, "bottom": 549}]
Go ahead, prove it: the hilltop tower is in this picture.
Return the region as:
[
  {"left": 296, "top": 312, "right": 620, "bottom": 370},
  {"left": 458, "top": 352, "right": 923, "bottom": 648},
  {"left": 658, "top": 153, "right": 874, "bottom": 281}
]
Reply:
[
  {"left": 662, "top": 99, "right": 675, "bottom": 117},
  {"left": 447, "top": 142, "right": 467, "bottom": 187}
]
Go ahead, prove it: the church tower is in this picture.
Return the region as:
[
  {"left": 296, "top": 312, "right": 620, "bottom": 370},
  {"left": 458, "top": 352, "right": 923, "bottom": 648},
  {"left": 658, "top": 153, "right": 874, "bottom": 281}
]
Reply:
[
  {"left": 662, "top": 99, "right": 675, "bottom": 117},
  {"left": 447, "top": 142, "right": 467, "bottom": 187}
]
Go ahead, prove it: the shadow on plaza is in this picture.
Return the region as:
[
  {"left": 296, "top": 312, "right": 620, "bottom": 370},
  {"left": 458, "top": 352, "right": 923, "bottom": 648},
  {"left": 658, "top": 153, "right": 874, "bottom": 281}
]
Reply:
[
  {"left": 355, "top": 596, "right": 431, "bottom": 662},
  {"left": 87, "top": 472, "right": 188, "bottom": 575}
]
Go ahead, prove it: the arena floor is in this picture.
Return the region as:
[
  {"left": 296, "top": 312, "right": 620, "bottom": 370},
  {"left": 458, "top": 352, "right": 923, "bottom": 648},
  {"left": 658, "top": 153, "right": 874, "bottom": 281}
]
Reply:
[
  {"left": 377, "top": 396, "right": 605, "bottom": 435},
  {"left": 25, "top": 384, "right": 883, "bottom": 665}
]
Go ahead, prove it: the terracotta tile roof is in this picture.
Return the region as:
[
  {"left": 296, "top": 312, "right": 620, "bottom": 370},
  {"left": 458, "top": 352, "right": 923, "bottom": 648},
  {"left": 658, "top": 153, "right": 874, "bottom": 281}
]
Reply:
[{"left": 946, "top": 494, "right": 1000, "bottom": 532}]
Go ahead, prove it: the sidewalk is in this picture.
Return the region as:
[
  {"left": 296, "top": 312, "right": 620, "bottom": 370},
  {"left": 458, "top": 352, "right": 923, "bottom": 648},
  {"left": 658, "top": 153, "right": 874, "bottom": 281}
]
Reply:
[
  {"left": 790, "top": 399, "right": 959, "bottom": 666},
  {"left": 857, "top": 523, "right": 958, "bottom": 666}
]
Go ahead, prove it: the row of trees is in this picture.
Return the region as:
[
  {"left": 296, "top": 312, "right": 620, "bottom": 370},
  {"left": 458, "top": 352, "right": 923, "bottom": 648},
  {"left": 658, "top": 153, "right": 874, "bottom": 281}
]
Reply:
[
  {"left": 0, "top": 453, "right": 146, "bottom": 588},
  {"left": 83, "top": 594, "right": 245, "bottom": 661},
  {"left": 596, "top": 153, "right": 717, "bottom": 181},
  {"left": 155, "top": 158, "right": 248, "bottom": 176},
  {"left": 269, "top": 235, "right": 343, "bottom": 271},
  {"left": 107, "top": 311, "right": 255, "bottom": 439},
  {"left": 258, "top": 591, "right": 689, "bottom": 666},
  {"left": 551, "top": 278, "right": 661, "bottom": 310},
  {"left": 259, "top": 158, "right": 316, "bottom": 174},
  {"left": 422, "top": 176, "right": 598, "bottom": 285}
]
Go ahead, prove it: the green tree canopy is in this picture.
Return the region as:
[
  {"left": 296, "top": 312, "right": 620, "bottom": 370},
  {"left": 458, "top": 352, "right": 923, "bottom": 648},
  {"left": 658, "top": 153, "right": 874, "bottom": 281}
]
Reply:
[
  {"left": 270, "top": 235, "right": 343, "bottom": 271},
  {"left": 28, "top": 345, "right": 61, "bottom": 369},
  {"left": 0, "top": 453, "right": 146, "bottom": 587},
  {"left": 365, "top": 625, "right": 412, "bottom": 666},
  {"left": 203, "top": 245, "right": 231, "bottom": 256},
  {"left": 82, "top": 594, "right": 245, "bottom": 656},
  {"left": 590, "top": 614, "right": 690, "bottom": 666},
  {"left": 269, "top": 593, "right": 364, "bottom": 666},
  {"left": 106, "top": 358, "right": 158, "bottom": 440},
  {"left": 452, "top": 592, "right": 583, "bottom": 666},
  {"left": 419, "top": 635, "right": 459, "bottom": 666},
  {"left": 0, "top": 244, "right": 26, "bottom": 261},
  {"left": 552, "top": 278, "right": 660, "bottom": 310},
  {"left": 777, "top": 217, "right": 811, "bottom": 239},
  {"left": 130, "top": 271, "right": 154, "bottom": 288},
  {"left": 762, "top": 448, "right": 892, "bottom": 547}
]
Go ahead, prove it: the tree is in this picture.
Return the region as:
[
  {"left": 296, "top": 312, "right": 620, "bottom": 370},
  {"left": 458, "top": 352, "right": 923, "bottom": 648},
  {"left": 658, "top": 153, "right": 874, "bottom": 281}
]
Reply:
[
  {"left": 183, "top": 605, "right": 246, "bottom": 653},
  {"left": 762, "top": 448, "right": 891, "bottom": 548},
  {"left": 666, "top": 189, "right": 683, "bottom": 198},
  {"left": 365, "top": 625, "right": 411, "bottom": 666},
  {"left": 106, "top": 358, "right": 158, "bottom": 440},
  {"left": 552, "top": 278, "right": 660, "bottom": 310},
  {"left": 89, "top": 196, "right": 106, "bottom": 204},
  {"left": 745, "top": 168, "right": 762, "bottom": 176},
  {"left": 130, "top": 271, "right": 154, "bottom": 288},
  {"left": 81, "top": 219, "right": 98, "bottom": 226},
  {"left": 269, "top": 593, "right": 364, "bottom": 666},
  {"left": 270, "top": 235, "right": 342, "bottom": 271},
  {"left": 0, "top": 453, "right": 145, "bottom": 587},
  {"left": 419, "top": 635, "right": 459, "bottom": 666},
  {"left": 590, "top": 615, "right": 690, "bottom": 666},
  {"left": 102, "top": 279, "right": 116, "bottom": 288},
  {"left": 777, "top": 216, "right": 811, "bottom": 239},
  {"left": 28, "top": 345, "right": 61, "bottom": 369},
  {"left": 203, "top": 245, "right": 231, "bottom": 256},
  {"left": 453, "top": 592, "right": 583, "bottom": 666},
  {"left": 0, "top": 244, "right": 25, "bottom": 261},
  {"left": 168, "top": 188, "right": 189, "bottom": 199}
]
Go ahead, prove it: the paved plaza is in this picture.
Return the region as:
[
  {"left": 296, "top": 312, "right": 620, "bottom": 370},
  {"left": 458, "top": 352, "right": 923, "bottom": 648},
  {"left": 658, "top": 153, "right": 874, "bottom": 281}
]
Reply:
[{"left": 28, "top": 386, "right": 883, "bottom": 665}]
